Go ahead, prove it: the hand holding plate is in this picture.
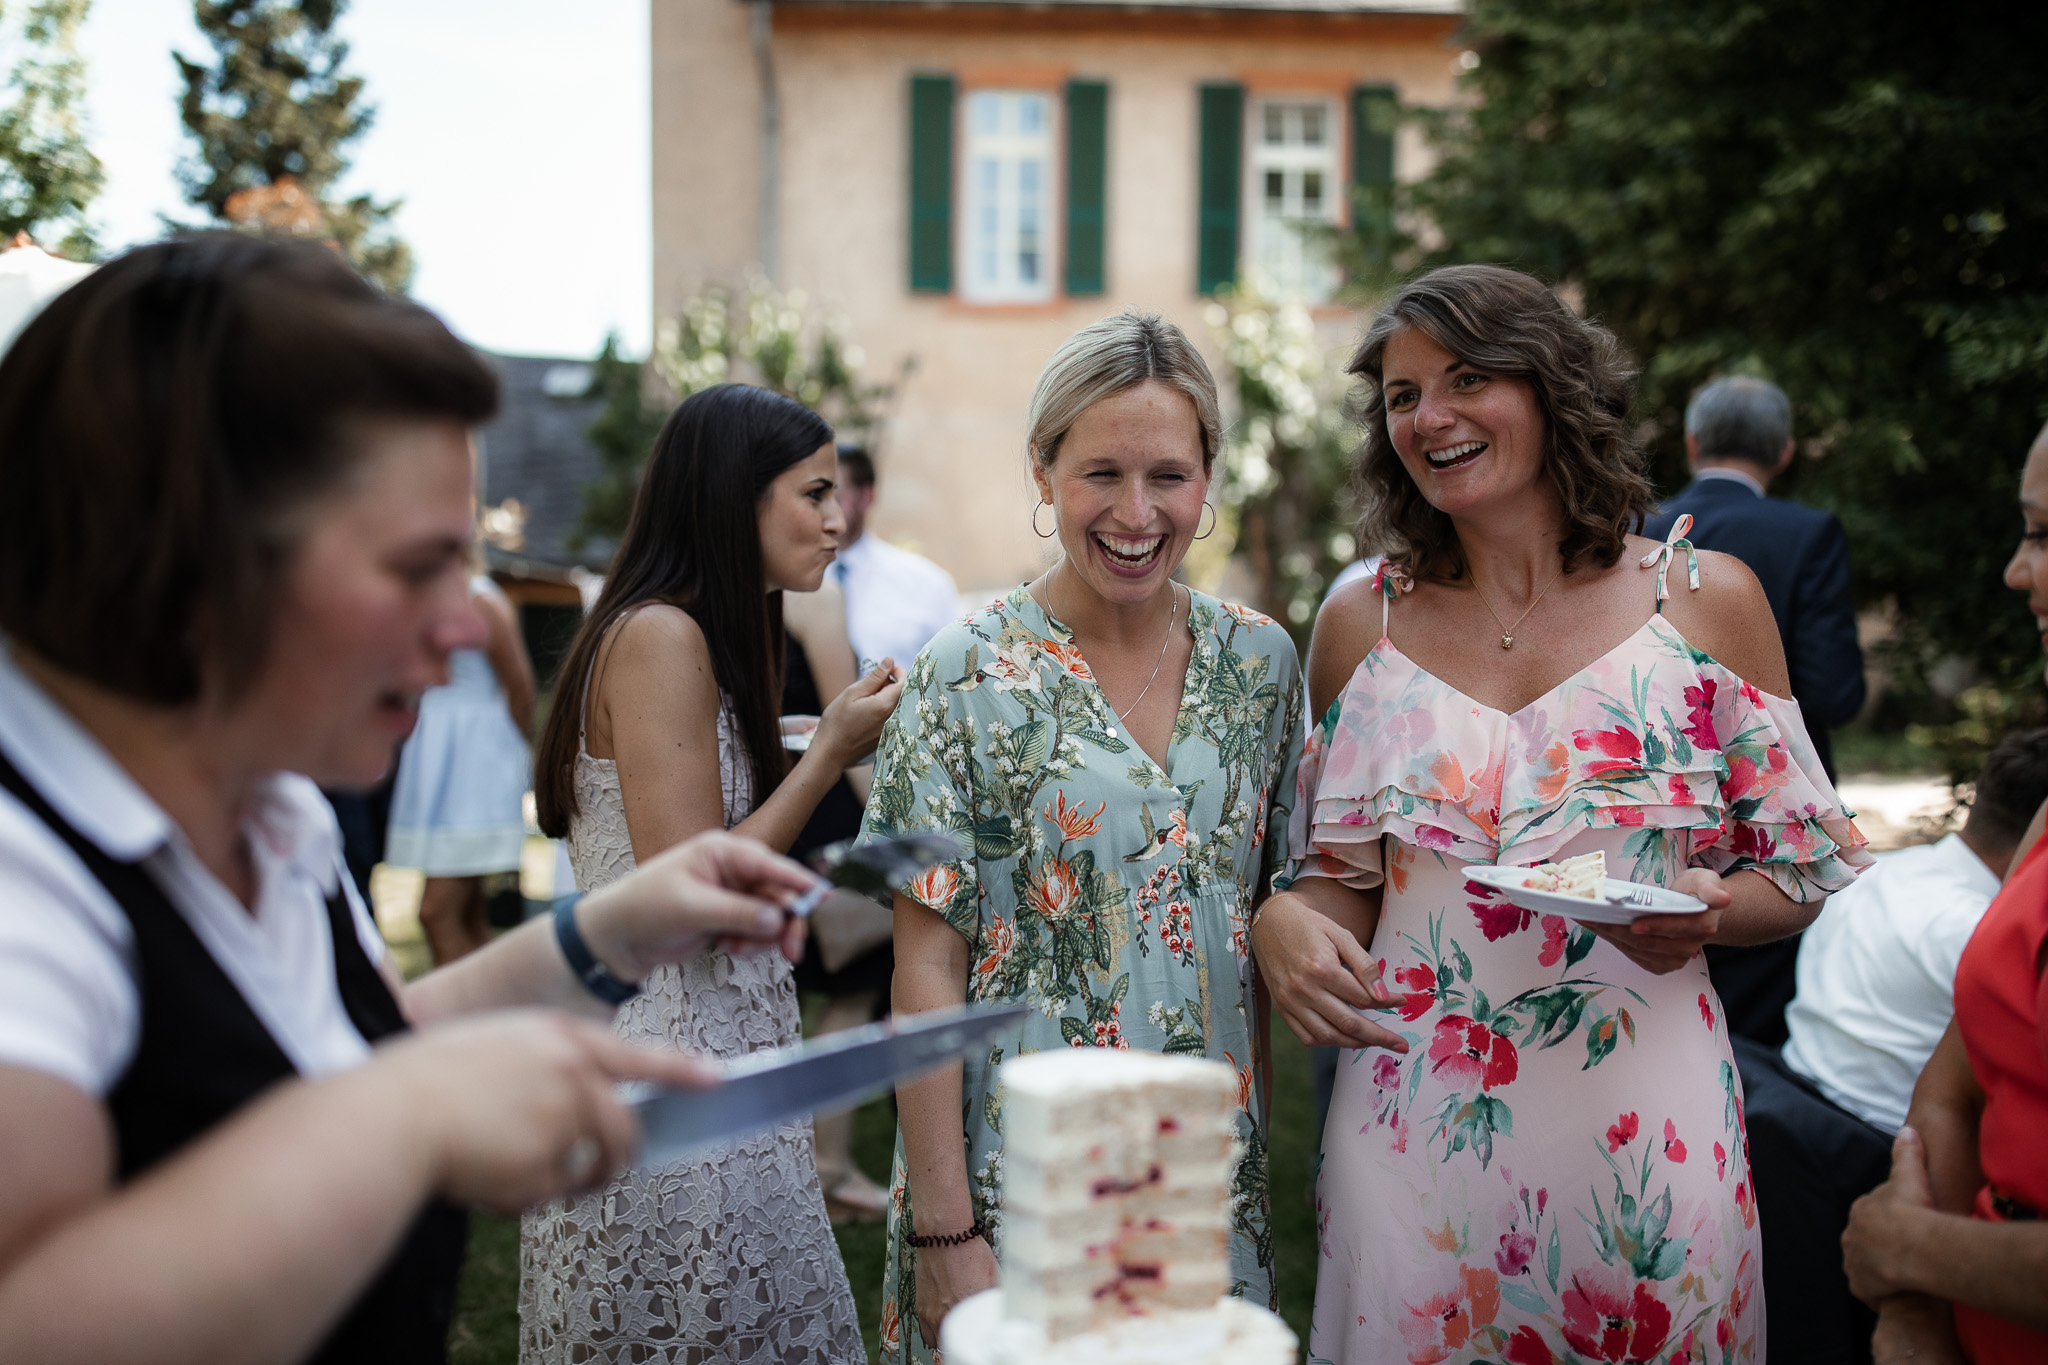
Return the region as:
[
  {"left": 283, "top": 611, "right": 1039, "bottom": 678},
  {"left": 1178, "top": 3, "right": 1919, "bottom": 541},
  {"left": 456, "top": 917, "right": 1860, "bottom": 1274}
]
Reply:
[{"left": 1587, "top": 868, "right": 1729, "bottom": 974}]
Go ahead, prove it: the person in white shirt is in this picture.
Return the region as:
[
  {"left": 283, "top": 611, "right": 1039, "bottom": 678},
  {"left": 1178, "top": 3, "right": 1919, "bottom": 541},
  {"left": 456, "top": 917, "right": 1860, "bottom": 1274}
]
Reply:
[
  {"left": 1783, "top": 731, "right": 2048, "bottom": 1130},
  {"left": 1739, "top": 725, "right": 2048, "bottom": 1364},
  {"left": 1323, "top": 555, "right": 1384, "bottom": 600},
  {"left": 0, "top": 235, "right": 822, "bottom": 1364},
  {"left": 832, "top": 445, "right": 962, "bottom": 670}
]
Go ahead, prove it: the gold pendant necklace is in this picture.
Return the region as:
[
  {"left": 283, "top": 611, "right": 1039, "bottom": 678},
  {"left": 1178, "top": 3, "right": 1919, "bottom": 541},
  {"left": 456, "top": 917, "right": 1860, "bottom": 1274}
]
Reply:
[
  {"left": 1053, "top": 563, "right": 1181, "bottom": 740},
  {"left": 1470, "top": 563, "right": 1564, "bottom": 650}
]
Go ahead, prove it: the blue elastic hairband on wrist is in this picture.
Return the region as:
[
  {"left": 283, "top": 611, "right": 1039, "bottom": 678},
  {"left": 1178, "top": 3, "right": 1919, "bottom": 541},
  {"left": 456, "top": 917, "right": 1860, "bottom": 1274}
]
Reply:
[{"left": 553, "top": 895, "right": 641, "bottom": 1005}]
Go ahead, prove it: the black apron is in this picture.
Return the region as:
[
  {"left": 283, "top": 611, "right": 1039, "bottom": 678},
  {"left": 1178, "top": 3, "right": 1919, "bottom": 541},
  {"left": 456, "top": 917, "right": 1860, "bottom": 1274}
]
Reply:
[{"left": 0, "top": 751, "right": 468, "bottom": 1364}]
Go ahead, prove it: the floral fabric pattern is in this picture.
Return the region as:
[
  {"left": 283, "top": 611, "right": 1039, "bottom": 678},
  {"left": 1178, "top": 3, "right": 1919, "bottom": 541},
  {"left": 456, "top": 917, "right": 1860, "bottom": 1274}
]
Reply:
[
  {"left": 858, "top": 586, "right": 1304, "bottom": 1364},
  {"left": 1282, "top": 605, "right": 1868, "bottom": 1365}
]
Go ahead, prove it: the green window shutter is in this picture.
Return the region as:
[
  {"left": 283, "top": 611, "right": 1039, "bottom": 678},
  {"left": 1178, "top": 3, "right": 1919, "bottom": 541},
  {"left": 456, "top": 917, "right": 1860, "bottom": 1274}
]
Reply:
[
  {"left": 1195, "top": 83, "right": 1243, "bottom": 296},
  {"left": 1350, "top": 84, "right": 1398, "bottom": 233},
  {"left": 1064, "top": 80, "right": 1108, "bottom": 296},
  {"left": 908, "top": 74, "right": 954, "bottom": 294}
]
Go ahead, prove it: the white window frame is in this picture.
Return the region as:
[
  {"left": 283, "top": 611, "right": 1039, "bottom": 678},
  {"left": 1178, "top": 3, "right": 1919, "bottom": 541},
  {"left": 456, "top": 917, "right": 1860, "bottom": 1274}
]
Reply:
[
  {"left": 959, "top": 88, "right": 1058, "bottom": 304},
  {"left": 1247, "top": 95, "right": 1341, "bottom": 303}
]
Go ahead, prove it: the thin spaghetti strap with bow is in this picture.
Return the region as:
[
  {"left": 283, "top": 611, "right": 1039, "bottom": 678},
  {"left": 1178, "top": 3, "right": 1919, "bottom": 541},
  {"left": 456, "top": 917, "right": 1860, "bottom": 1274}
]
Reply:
[
  {"left": 1638, "top": 514, "right": 1700, "bottom": 605},
  {"left": 1370, "top": 561, "right": 1413, "bottom": 640}
]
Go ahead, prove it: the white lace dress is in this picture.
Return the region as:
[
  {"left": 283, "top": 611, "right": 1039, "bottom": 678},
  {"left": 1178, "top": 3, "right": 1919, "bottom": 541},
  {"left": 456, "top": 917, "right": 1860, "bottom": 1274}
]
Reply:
[{"left": 517, "top": 702, "right": 864, "bottom": 1364}]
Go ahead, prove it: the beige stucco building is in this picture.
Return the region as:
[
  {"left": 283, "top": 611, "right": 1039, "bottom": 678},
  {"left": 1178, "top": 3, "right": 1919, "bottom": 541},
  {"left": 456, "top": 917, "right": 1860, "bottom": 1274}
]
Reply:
[{"left": 651, "top": 0, "right": 1464, "bottom": 594}]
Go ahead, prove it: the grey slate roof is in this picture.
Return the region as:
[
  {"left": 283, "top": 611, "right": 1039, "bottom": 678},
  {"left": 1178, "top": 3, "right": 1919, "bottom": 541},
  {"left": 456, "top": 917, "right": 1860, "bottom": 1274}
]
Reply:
[{"left": 475, "top": 351, "right": 615, "bottom": 577}]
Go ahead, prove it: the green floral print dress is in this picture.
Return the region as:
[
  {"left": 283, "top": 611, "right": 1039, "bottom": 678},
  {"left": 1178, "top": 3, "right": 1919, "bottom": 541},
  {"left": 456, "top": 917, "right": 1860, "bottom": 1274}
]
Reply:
[{"left": 857, "top": 586, "right": 1305, "bottom": 1363}]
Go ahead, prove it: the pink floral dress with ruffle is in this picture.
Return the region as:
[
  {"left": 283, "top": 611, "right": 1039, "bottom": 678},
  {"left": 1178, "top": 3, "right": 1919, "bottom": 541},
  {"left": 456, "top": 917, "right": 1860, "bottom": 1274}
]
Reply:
[{"left": 1277, "top": 565, "right": 1869, "bottom": 1365}]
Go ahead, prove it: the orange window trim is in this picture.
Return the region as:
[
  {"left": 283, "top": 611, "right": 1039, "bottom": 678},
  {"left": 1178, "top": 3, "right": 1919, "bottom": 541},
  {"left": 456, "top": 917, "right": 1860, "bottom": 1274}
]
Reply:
[
  {"left": 943, "top": 296, "right": 1074, "bottom": 316},
  {"left": 1237, "top": 68, "right": 1363, "bottom": 95},
  {"left": 957, "top": 62, "right": 1071, "bottom": 89}
]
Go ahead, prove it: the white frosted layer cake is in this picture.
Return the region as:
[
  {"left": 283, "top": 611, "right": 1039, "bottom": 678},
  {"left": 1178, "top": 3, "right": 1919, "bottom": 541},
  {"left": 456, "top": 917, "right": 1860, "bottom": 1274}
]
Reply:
[
  {"left": 940, "top": 1288, "right": 1296, "bottom": 1365},
  {"left": 995, "top": 1050, "right": 1239, "bottom": 1340}
]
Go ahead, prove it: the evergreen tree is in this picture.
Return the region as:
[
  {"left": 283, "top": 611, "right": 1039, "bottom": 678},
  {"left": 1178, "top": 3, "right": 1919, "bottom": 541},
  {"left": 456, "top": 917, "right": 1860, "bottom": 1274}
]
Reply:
[
  {"left": 571, "top": 334, "right": 668, "bottom": 553},
  {"left": 572, "top": 282, "right": 898, "bottom": 550},
  {"left": 176, "top": 0, "right": 409, "bottom": 290},
  {"left": 0, "top": 0, "right": 101, "bottom": 255},
  {"left": 1348, "top": 0, "right": 2048, "bottom": 774}
]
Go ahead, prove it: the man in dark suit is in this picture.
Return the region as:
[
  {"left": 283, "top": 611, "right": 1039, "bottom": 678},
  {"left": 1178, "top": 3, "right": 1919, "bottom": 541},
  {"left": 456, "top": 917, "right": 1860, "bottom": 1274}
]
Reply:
[{"left": 1645, "top": 376, "right": 1865, "bottom": 1048}]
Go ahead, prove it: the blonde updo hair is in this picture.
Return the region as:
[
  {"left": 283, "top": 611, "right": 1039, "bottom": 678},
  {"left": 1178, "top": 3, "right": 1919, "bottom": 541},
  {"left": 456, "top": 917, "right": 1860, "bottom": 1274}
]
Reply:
[{"left": 1026, "top": 310, "right": 1223, "bottom": 470}]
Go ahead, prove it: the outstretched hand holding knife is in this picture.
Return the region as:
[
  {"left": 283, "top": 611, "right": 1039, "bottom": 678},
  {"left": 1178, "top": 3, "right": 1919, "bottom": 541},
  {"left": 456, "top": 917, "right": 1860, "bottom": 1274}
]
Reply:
[{"left": 494, "top": 828, "right": 998, "bottom": 1175}]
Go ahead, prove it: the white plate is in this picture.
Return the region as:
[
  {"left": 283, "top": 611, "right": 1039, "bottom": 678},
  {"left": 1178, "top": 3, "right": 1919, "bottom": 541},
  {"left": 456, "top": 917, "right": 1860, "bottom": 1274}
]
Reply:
[
  {"left": 1461, "top": 863, "right": 1707, "bottom": 925},
  {"left": 780, "top": 715, "right": 819, "bottom": 752}
]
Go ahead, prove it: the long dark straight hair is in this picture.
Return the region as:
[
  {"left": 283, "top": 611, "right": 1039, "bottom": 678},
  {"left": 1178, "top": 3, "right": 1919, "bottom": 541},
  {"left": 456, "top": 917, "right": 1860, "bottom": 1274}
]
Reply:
[{"left": 534, "top": 383, "right": 833, "bottom": 835}]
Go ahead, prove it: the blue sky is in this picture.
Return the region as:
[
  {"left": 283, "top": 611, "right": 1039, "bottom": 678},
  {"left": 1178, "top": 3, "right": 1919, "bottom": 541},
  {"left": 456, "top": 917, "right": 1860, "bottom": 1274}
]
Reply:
[{"left": 77, "top": 0, "right": 651, "bottom": 358}]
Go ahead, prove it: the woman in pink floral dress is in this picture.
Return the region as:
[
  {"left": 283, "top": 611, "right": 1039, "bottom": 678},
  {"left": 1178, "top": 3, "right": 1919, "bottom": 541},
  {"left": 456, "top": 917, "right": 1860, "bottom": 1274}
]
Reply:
[{"left": 1252, "top": 266, "right": 1869, "bottom": 1365}]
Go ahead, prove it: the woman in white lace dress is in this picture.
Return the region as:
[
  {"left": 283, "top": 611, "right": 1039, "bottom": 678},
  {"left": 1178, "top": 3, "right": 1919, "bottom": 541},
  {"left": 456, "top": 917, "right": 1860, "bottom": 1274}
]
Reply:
[{"left": 520, "top": 384, "right": 905, "bottom": 1364}]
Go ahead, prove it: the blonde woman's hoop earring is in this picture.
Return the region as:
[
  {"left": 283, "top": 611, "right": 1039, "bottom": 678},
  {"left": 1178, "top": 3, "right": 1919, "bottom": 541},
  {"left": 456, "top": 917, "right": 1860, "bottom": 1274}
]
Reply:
[
  {"left": 1195, "top": 503, "right": 1218, "bottom": 540},
  {"left": 1032, "top": 501, "right": 1057, "bottom": 539}
]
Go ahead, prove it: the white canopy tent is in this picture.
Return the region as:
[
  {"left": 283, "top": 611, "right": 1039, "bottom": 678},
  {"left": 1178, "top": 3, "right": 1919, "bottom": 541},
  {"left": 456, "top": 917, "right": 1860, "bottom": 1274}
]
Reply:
[{"left": 0, "top": 240, "right": 95, "bottom": 354}]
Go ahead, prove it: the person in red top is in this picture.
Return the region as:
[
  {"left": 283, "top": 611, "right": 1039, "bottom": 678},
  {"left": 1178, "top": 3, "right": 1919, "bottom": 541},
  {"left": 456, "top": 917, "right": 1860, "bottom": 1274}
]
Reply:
[{"left": 1842, "top": 421, "right": 2048, "bottom": 1361}]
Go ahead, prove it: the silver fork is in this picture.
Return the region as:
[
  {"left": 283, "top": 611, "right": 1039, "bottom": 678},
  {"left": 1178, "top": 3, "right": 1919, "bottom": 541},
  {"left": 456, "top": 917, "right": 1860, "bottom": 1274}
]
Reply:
[{"left": 1609, "top": 887, "right": 1657, "bottom": 908}]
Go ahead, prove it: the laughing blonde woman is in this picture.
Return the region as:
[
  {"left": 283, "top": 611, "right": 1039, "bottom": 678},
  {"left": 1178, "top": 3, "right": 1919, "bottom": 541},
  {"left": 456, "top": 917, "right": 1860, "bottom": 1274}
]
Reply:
[{"left": 858, "top": 311, "right": 1306, "bottom": 1361}]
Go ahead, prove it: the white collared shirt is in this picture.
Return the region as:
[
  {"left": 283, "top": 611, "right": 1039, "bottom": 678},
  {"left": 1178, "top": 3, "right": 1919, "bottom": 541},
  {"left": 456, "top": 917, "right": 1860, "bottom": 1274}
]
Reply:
[
  {"left": 1326, "top": 556, "right": 1386, "bottom": 598},
  {"left": 1693, "top": 465, "right": 1767, "bottom": 497},
  {"left": 832, "top": 534, "right": 962, "bottom": 672},
  {"left": 0, "top": 644, "right": 385, "bottom": 1096},
  {"left": 1781, "top": 832, "right": 2001, "bottom": 1132}
]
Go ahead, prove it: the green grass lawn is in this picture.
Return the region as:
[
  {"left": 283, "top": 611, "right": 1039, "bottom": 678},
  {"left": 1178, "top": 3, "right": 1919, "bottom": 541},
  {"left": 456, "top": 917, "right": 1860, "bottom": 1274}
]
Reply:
[{"left": 448, "top": 1013, "right": 1325, "bottom": 1363}]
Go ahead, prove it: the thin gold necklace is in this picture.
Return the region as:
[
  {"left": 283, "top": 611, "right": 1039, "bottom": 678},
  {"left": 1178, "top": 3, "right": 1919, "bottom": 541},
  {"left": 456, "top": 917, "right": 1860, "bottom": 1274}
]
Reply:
[
  {"left": 1053, "top": 562, "right": 1180, "bottom": 737},
  {"left": 1469, "top": 563, "right": 1564, "bottom": 650}
]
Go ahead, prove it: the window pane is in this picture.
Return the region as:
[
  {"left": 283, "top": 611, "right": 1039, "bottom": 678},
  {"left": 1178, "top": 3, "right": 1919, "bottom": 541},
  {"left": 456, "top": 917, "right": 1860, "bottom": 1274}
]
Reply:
[
  {"left": 1019, "top": 157, "right": 1041, "bottom": 282},
  {"left": 1250, "top": 98, "right": 1340, "bottom": 303},
  {"left": 959, "top": 88, "right": 1055, "bottom": 303},
  {"left": 975, "top": 158, "right": 999, "bottom": 284}
]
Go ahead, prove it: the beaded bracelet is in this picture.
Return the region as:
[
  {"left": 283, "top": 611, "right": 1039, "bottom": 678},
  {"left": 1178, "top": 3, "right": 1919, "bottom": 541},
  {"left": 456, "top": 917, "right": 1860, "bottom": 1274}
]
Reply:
[{"left": 904, "top": 1219, "right": 988, "bottom": 1248}]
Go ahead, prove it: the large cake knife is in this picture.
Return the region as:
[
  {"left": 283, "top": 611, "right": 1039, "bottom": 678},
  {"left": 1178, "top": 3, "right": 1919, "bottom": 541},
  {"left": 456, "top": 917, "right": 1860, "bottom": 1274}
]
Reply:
[{"left": 627, "top": 1001, "right": 1030, "bottom": 1168}]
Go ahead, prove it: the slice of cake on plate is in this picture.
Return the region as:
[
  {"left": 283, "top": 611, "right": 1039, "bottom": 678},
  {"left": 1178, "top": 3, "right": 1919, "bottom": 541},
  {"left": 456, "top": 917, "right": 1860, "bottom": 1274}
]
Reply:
[
  {"left": 1524, "top": 849, "right": 1605, "bottom": 899},
  {"left": 938, "top": 1049, "right": 1296, "bottom": 1365}
]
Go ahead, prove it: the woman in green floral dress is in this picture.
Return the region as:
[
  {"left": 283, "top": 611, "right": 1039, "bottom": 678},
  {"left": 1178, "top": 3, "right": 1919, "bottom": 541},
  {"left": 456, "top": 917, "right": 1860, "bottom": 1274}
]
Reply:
[{"left": 857, "top": 312, "right": 1306, "bottom": 1362}]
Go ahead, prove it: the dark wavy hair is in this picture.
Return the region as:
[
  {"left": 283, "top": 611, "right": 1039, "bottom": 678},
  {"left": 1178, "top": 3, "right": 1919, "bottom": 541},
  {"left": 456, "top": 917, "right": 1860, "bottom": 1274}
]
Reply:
[
  {"left": 534, "top": 384, "right": 832, "bottom": 835},
  {"left": 1348, "top": 264, "right": 1650, "bottom": 582}
]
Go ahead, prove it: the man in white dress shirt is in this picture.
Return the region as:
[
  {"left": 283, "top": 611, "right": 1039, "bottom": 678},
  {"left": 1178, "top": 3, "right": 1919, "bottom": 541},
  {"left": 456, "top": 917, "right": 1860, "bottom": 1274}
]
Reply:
[
  {"left": 832, "top": 446, "right": 961, "bottom": 670},
  {"left": 1781, "top": 731, "right": 2048, "bottom": 1130},
  {"left": 1740, "top": 726, "right": 2048, "bottom": 1364}
]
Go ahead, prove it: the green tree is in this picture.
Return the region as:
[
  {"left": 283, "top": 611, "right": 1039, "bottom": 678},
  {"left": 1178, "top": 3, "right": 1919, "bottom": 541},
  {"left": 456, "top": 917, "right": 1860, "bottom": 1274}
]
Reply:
[
  {"left": 1203, "top": 288, "right": 1361, "bottom": 642},
  {"left": 572, "top": 279, "right": 898, "bottom": 550},
  {"left": 0, "top": 0, "right": 100, "bottom": 255},
  {"left": 176, "top": 0, "right": 409, "bottom": 290},
  {"left": 1350, "top": 0, "right": 2048, "bottom": 777},
  {"left": 570, "top": 334, "right": 669, "bottom": 554}
]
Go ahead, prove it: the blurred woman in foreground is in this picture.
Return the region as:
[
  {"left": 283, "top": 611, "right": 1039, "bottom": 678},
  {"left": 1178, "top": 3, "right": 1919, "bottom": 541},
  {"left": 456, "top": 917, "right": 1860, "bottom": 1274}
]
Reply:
[
  {"left": 1843, "top": 419, "right": 2048, "bottom": 1362},
  {"left": 0, "top": 235, "right": 814, "bottom": 1365}
]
